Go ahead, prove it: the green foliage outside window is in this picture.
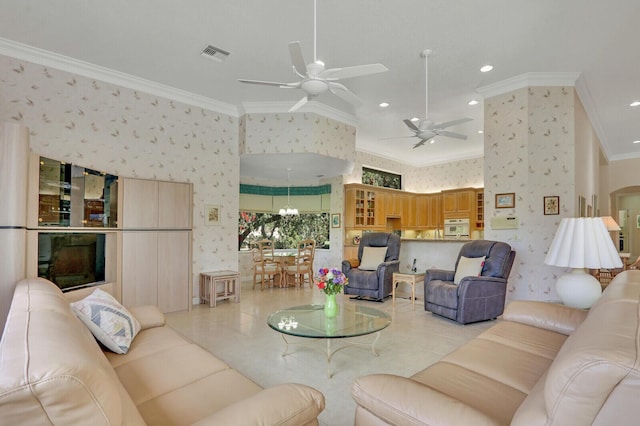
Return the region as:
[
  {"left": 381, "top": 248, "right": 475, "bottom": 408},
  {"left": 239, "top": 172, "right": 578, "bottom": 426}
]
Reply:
[
  {"left": 238, "top": 212, "right": 329, "bottom": 250},
  {"left": 362, "top": 167, "right": 401, "bottom": 189}
]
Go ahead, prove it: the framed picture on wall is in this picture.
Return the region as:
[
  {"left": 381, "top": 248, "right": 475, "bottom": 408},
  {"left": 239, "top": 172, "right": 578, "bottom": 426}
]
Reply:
[
  {"left": 495, "top": 193, "right": 515, "bottom": 209},
  {"left": 543, "top": 196, "right": 559, "bottom": 215},
  {"left": 331, "top": 213, "right": 341, "bottom": 228},
  {"left": 205, "top": 204, "right": 221, "bottom": 226},
  {"left": 578, "top": 196, "right": 586, "bottom": 217}
]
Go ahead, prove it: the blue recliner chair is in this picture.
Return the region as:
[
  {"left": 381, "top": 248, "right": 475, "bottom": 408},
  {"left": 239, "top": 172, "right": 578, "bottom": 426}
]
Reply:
[
  {"left": 424, "top": 240, "right": 515, "bottom": 324},
  {"left": 342, "top": 232, "right": 401, "bottom": 301}
]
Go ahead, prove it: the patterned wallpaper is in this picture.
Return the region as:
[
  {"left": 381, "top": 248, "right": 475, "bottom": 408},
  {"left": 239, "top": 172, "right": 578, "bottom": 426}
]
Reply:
[
  {"left": 345, "top": 150, "right": 484, "bottom": 194},
  {"left": 243, "top": 113, "right": 356, "bottom": 160},
  {"left": 1, "top": 52, "right": 597, "bottom": 304},
  {"left": 484, "top": 86, "right": 577, "bottom": 301},
  {"left": 0, "top": 54, "right": 240, "bottom": 298}
]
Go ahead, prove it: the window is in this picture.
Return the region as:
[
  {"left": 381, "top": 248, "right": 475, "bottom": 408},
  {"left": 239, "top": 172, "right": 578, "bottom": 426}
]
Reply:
[
  {"left": 362, "top": 167, "right": 401, "bottom": 189},
  {"left": 238, "top": 212, "right": 329, "bottom": 250}
]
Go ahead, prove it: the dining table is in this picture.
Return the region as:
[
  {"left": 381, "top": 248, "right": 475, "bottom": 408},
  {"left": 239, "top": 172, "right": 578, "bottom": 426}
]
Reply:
[{"left": 269, "top": 251, "right": 298, "bottom": 287}]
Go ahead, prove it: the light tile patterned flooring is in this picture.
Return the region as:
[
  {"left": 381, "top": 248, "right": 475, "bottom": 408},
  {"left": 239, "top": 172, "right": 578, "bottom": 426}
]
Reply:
[{"left": 165, "top": 280, "right": 495, "bottom": 426}]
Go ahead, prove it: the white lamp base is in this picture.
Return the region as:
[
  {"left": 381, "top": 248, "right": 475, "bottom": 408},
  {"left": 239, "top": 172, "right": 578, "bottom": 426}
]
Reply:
[{"left": 555, "top": 268, "right": 602, "bottom": 309}]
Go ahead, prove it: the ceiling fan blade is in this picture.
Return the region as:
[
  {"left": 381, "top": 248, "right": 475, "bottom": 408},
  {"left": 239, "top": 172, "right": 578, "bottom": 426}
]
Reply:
[
  {"left": 379, "top": 136, "right": 416, "bottom": 140},
  {"left": 238, "top": 78, "right": 298, "bottom": 88},
  {"left": 328, "top": 82, "right": 362, "bottom": 105},
  {"left": 288, "top": 42, "right": 308, "bottom": 77},
  {"left": 436, "top": 130, "right": 468, "bottom": 140},
  {"left": 413, "top": 139, "right": 429, "bottom": 149},
  {"left": 403, "top": 119, "right": 420, "bottom": 132},
  {"left": 288, "top": 96, "right": 309, "bottom": 112},
  {"left": 319, "top": 63, "right": 388, "bottom": 80},
  {"left": 433, "top": 117, "right": 473, "bottom": 130}
]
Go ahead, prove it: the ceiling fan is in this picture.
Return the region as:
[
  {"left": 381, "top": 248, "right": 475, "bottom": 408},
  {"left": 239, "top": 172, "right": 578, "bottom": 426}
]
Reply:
[
  {"left": 401, "top": 49, "right": 473, "bottom": 149},
  {"left": 237, "top": 0, "right": 388, "bottom": 112}
]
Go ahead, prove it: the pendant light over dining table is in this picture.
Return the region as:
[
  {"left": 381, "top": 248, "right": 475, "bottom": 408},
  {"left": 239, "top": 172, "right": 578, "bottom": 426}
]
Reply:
[{"left": 279, "top": 168, "right": 299, "bottom": 215}]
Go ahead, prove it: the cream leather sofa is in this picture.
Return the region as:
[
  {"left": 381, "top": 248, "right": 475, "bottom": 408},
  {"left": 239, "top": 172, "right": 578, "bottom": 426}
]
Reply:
[
  {"left": 0, "top": 278, "right": 325, "bottom": 425},
  {"left": 352, "top": 270, "right": 640, "bottom": 425}
]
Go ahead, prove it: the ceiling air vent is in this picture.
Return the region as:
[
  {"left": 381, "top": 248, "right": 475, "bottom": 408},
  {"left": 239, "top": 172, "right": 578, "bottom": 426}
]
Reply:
[{"left": 200, "top": 45, "right": 230, "bottom": 63}]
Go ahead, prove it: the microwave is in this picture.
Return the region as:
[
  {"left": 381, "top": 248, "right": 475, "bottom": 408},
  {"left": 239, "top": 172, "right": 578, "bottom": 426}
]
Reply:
[{"left": 444, "top": 218, "right": 470, "bottom": 237}]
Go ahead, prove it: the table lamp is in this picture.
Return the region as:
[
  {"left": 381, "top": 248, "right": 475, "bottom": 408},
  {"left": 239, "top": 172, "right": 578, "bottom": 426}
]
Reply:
[{"left": 544, "top": 217, "right": 622, "bottom": 308}]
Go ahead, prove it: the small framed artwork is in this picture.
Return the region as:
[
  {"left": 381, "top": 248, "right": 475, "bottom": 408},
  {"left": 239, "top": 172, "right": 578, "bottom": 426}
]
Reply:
[
  {"left": 331, "top": 213, "right": 341, "bottom": 228},
  {"left": 637, "top": 215, "right": 640, "bottom": 229},
  {"left": 495, "top": 193, "right": 515, "bottom": 209},
  {"left": 543, "top": 196, "right": 559, "bottom": 215},
  {"left": 205, "top": 204, "right": 221, "bottom": 226},
  {"left": 591, "top": 194, "right": 598, "bottom": 217},
  {"left": 578, "top": 196, "right": 586, "bottom": 217}
]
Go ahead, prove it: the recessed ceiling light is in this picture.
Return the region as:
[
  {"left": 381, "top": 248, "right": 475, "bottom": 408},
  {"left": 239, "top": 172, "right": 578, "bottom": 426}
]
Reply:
[
  {"left": 631, "top": 101, "right": 640, "bottom": 107},
  {"left": 468, "top": 100, "right": 480, "bottom": 106},
  {"left": 410, "top": 117, "right": 420, "bottom": 122},
  {"left": 480, "top": 65, "right": 493, "bottom": 73},
  {"left": 634, "top": 140, "right": 640, "bottom": 144},
  {"left": 478, "top": 130, "right": 484, "bottom": 134},
  {"left": 430, "top": 140, "right": 435, "bottom": 144},
  {"left": 379, "top": 102, "right": 389, "bottom": 108}
]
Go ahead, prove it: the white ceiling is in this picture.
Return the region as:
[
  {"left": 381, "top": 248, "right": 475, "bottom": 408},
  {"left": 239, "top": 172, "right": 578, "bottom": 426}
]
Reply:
[{"left": 1, "top": 0, "right": 639, "bottom": 179}]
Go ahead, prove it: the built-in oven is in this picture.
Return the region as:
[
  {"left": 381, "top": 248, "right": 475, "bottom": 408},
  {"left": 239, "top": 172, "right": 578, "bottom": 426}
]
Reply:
[{"left": 444, "top": 218, "right": 470, "bottom": 238}]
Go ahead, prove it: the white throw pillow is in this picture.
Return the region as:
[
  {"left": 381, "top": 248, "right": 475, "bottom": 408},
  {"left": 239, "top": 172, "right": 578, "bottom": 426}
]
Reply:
[
  {"left": 359, "top": 247, "right": 388, "bottom": 271},
  {"left": 454, "top": 256, "right": 486, "bottom": 284},
  {"left": 71, "top": 289, "right": 141, "bottom": 354}
]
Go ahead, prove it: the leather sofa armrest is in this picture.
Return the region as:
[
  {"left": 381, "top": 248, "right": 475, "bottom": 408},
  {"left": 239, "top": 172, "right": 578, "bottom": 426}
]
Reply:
[
  {"left": 128, "top": 305, "right": 166, "bottom": 330},
  {"left": 192, "top": 383, "right": 325, "bottom": 426},
  {"left": 352, "top": 374, "right": 499, "bottom": 426},
  {"left": 503, "top": 300, "right": 588, "bottom": 335}
]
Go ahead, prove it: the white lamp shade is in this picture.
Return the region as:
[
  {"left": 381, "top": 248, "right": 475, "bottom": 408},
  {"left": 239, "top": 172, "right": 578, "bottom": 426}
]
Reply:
[
  {"left": 600, "top": 216, "right": 621, "bottom": 231},
  {"left": 544, "top": 217, "right": 623, "bottom": 269}
]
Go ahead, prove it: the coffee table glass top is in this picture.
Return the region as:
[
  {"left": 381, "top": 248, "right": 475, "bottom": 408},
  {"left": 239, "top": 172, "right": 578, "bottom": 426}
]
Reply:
[{"left": 267, "top": 303, "right": 391, "bottom": 339}]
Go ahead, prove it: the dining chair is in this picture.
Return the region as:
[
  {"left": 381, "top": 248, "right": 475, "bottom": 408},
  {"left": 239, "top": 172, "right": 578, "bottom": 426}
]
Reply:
[
  {"left": 252, "top": 240, "right": 280, "bottom": 289},
  {"left": 283, "top": 239, "right": 315, "bottom": 288}
]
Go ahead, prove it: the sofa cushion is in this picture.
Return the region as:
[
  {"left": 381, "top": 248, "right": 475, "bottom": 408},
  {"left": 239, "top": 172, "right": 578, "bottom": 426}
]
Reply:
[
  {"left": 71, "top": 288, "right": 141, "bottom": 354},
  {"left": 359, "top": 246, "right": 388, "bottom": 270},
  {"left": 454, "top": 255, "right": 485, "bottom": 284}
]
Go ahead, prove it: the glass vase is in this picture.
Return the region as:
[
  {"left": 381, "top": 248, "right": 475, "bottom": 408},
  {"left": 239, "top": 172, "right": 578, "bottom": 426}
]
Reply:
[{"left": 324, "top": 293, "right": 338, "bottom": 318}]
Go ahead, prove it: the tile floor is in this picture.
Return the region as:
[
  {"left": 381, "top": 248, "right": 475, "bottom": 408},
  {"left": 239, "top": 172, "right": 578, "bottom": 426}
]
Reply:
[{"left": 165, "top": 280, "right": 495, "bottom": 426}]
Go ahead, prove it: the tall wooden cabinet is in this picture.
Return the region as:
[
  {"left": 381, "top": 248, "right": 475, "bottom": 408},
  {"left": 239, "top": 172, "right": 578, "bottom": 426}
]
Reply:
[{"left": 120, "top": 178, "right": 192, "bottom": 313}]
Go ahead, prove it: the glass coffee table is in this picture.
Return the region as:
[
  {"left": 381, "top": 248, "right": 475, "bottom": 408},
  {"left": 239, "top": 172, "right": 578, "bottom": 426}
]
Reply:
[{"left": 267, "top": 303, "right": 391, "bottom": 378}]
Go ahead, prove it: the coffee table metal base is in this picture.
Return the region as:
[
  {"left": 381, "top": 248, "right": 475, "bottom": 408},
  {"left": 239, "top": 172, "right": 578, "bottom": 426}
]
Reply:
[{"left": 278, "top": 332, "right": 381, "bottom": 378}]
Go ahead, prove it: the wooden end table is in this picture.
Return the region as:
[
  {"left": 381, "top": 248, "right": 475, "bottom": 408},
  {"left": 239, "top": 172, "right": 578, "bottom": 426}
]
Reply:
[
  {"left": 199, "top": 270, "right": 240, "bottom": 307},
  {"left": 392, "top": 271, "right": 425, "bottom": 310}
]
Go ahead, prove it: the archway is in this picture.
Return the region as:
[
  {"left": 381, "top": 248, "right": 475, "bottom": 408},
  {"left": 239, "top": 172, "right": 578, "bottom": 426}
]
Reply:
[{"left": 610, "top": 186, "right": 640, "bottom": 260}]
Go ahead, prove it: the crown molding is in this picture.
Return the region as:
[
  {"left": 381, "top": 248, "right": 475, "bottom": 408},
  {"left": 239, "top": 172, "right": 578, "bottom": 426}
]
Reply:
[
  {"left": 476, "top": 72, "right": 581, "bottom": 99},
  {"left": 0, "top": 37, "right": 240, "bottom": 117},
  {"left": 574, "top": 74, "right": 611, "bottom": 161},
  {"left": 240, "top": 101, "right": 358, "bottom": 127}
]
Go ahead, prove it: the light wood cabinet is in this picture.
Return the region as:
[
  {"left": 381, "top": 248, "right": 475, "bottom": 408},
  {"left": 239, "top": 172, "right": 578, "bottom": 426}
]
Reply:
[
  {"left": 416, "top": 195, "right": 429, "bottom": 228},
  {"left": 120, "top": 177, "right": 192, "bottom": 313},
  {"left": 400, "top": 193, "right": 416, "bottom": 228},
  {"left": 443, "top": 189, "right": 474, "bottom": 219},
  {"left": 121, "top": 178, "right": 192, "bottom": 229},
  {"left": 344, "top": 184, "right": 382, "bottom": 229},
  {"left": 475, "top": 190, "right": 484, "bottom": 229},
  {"left": 427, "top": 193, "right": 442, "bottom": 228}
]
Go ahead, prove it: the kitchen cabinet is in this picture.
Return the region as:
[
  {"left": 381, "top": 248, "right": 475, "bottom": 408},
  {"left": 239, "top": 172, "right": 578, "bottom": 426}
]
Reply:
[
  {"left": 416, "top": 195, "right": 429, "bottom": 228},
  {"left": 344, "top": 184, "right": 381, "bottom": 229},
  {"left": 428, "top": 193, "right": 442, "bottom": 228},
  {"left": 443, "top": 189, "right": 474, "bottom": 219},
  {"left": 475, "top": 190, "right": 484, "bottom": 229},
  {"left": 400, "top": 193, "right": 416, "bottom": 228}
]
